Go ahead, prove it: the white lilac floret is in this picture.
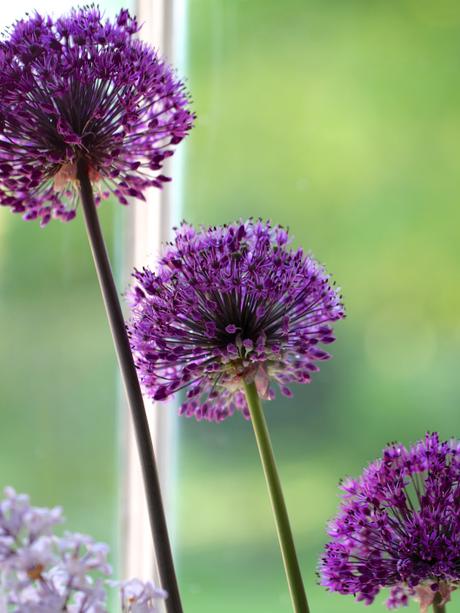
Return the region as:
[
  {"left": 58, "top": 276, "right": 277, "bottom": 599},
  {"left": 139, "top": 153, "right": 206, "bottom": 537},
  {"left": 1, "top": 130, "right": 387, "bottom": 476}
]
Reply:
[
  {"left": 0, "top": 487, "right": 166, "bottom": 612},
  {"left": 0, "top": 6, "right": 194, "bottom": 226},
  {"left": 115, "top": 579, "right": 167, "bottom": 613},
  {"left": 319, "top": 433, "right": 460, "bottom": 612},
  {"left": 128, "top": 219, "right": 345, "bottom": 422}
]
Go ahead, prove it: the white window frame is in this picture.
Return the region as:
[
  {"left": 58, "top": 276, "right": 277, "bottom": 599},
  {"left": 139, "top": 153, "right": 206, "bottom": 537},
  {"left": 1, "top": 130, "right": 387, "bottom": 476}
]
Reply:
[{"left": 120, "top": 0, "right": 187, "bottom": 592}]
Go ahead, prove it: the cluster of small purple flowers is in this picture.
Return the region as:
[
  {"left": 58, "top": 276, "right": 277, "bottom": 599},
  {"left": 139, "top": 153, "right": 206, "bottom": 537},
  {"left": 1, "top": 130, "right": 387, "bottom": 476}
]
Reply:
[
  {"left": 320, "top": 433, "right": 460, "bottom": 611},
  {"left": 128, "top": 219, "right": 345, "bottom": 422},
  {"left": 0, "top": 487, "right": 166, "bottom": 612},
  {"left": 0, "top": 7, "right": 194, "bottom": 226}
]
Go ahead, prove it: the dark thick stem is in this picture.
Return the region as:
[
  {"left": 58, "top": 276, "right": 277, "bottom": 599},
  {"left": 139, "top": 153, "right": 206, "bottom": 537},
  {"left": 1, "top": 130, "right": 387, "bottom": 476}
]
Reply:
[
  {"left": 77, "top": 160, "right": 183, "bottom": 613},
  {"left": 433, "top": 593, "right": 446, "bottom": 613},
  {"left": 243, "top": 381, "right": 310, "bottom": 613}
]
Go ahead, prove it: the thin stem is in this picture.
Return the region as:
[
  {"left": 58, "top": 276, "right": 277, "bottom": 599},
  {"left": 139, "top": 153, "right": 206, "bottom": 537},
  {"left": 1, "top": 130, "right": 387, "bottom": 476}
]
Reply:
[
  {"left": 77, "top": 159, "right": 183, "bottom": 613},
  {"left": 433, "top": 593, "right": 446, "bottom": 613},
  {"left": 243, "top": 381, "right": 310, "bottom": 613}
]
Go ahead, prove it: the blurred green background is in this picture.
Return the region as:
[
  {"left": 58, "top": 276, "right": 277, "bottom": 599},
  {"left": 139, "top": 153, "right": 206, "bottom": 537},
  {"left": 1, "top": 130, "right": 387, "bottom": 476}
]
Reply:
[
  {"left": 175, "top": 1, "right": 460, "bottom": 612},
  {"left": 1, "top": 0, "right": 460, "bottom": 611}
]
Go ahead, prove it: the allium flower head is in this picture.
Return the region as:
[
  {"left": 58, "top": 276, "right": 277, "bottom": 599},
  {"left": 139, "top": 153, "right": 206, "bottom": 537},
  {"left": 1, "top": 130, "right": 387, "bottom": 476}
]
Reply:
[
  {"left": 128, "top": 219, "right": 344, "bottom": 422},
  {"left": 0, "top": 6, "right": 194, "bottom": 226},
  {"left": 320, "top": 433, "right": 460, "bottom": 612}
]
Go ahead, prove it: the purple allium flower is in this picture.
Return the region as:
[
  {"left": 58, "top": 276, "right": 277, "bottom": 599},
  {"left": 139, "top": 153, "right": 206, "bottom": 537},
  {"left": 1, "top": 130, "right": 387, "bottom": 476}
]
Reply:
[
  {"left": 319, "top": 433, "right": 460, "bottom": 612},
  {"left": 0, "top": 6, "right": 194, "bottom": 226},
  {"left": 128, "top": 219, "right": 344, "bottom": 422}
]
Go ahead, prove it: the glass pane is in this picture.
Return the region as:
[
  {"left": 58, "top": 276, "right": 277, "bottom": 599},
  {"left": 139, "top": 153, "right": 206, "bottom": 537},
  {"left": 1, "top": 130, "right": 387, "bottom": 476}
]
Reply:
[
  {"left": 0, "top": 0, "right": 130, "bottom": 587},
  {"left": 176, "top": 1, "right": 460, "bottom": 612}
]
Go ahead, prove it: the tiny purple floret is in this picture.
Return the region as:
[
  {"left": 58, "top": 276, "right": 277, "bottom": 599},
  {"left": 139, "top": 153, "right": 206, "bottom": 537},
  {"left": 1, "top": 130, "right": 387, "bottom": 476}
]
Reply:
[
  {"left": 320, "top": 433, "right": 460, "bottom": 612},
  {"left": 128, "top": 219, "right": 345, "bottom": 422},
  {"left": 0, "top": 6, "right": 195, "bottom": 226}
]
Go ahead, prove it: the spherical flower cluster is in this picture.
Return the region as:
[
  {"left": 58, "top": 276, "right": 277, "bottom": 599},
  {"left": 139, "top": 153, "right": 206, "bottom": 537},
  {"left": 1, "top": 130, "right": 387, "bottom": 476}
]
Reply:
[
  {"left": 0, "top": 487, "right": 166, "bottom": 612},
  {"left": 128, "top": 219, "right": 344, "bottom": 422},
  {"left": 0, "top": 6, "right": 194, "bottom": 226},
  {"left": 320, "top": 433, "right": 460, "bottom": 612}
]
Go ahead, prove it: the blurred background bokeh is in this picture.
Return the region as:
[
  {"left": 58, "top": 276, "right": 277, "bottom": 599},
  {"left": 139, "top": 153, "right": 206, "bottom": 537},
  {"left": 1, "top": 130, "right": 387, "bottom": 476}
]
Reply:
[
  {"left": 1, "top": 0, "right": 460, "bottom": 611},
  {"left": 175, "top": 1, "right": 460, "bottom": 612}
]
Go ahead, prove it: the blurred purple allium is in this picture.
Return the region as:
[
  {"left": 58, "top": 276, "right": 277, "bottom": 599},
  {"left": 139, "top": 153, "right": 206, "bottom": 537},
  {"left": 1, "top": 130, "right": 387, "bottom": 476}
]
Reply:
[
  {"left": 0, "top": 6, "right": 194, "bottom": 226},
  {"left": 0, "top": 487, "right": 166, "bottom": 612},
  {"left": 320, "top": 433, "right": 460, "bottom": 612},
  {"left": 128, "top": 219, "right": 344, "bottom": 422}
]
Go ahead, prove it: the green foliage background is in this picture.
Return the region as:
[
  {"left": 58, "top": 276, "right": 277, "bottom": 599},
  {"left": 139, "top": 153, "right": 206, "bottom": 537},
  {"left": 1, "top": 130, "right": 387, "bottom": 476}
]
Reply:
[{"left": 175, "top": 1, "right": 460, "bottom": 611}]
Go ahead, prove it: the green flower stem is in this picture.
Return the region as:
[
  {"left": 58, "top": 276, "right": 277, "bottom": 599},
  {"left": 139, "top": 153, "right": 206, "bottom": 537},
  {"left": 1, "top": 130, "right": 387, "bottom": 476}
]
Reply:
[
  {"left": 77, "top": 160, "right": 183, "bottom": 613},
  {"left": 433, "top": 593, "right": 446, "bottom": 613},
  {"left": 243, "top": 381, "right": 310, "bottom": 613}
]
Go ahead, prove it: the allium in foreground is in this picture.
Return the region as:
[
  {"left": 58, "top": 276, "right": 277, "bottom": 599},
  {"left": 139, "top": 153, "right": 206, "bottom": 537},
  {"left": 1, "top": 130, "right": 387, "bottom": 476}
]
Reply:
[
  {"left": 320, "top": 433, "right": 460, "bottom": 612},
  {"left": 128, "top": 219, "right": 344, "bottom": 422},
  {"left": 0, "top": 6, "right": 194, "bottom": 226},
  {"left": 0, "top": 487, "right": 166, "bottom": 612}
]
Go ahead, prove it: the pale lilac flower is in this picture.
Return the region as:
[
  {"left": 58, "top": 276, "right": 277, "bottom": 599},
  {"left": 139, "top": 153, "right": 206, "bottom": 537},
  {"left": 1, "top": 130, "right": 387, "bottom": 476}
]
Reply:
[
  {"left": 0, "top": 487, "right": 62, "bottom": 571},
  {"left": 57, "top": 532, "right": 111, "bottom": 582},
  {"left": 3, "top": 527, "right": 111, "bottom": 612},
  {"left": 0, "top": 488, "right": 166, "bottom": 612},
  {"left": 118, "top": 579, "right": 167, "bottom": 612}
]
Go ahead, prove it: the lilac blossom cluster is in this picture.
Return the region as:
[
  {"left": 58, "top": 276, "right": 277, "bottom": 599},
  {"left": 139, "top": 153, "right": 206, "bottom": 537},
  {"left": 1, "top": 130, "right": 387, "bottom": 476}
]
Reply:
[
  {"left": 115, "top": 579, "right": 166, "bottom": 613},
  {"left": 128, "top": 219, "right": 344, "bottom": 422},
  {"left": 0, "top": 6, "right": 194, "bottom": 226},
  {"left": 0, "top": 487, "right": 166, "bottom": 612},
  {"left": 320, "top": 433, "right": 460, "bottom": 612}
]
